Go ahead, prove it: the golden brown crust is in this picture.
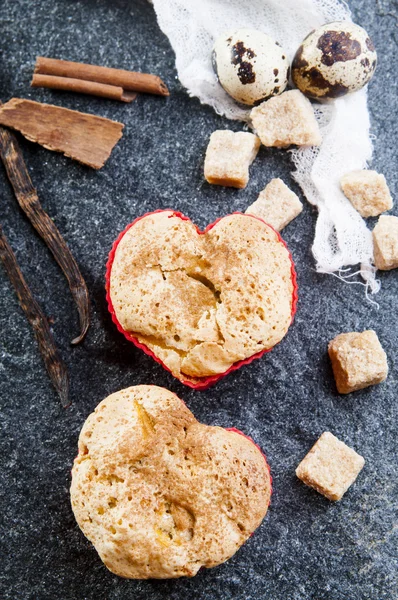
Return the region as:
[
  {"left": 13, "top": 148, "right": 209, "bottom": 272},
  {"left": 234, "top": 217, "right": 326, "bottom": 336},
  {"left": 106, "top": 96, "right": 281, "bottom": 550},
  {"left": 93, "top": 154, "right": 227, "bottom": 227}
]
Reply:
[
  {"left": 109, "top": 212, "right": 294, "bottom": 383},
  {"left": 70, "top": 385, "right": 271, "bottom": 579}
]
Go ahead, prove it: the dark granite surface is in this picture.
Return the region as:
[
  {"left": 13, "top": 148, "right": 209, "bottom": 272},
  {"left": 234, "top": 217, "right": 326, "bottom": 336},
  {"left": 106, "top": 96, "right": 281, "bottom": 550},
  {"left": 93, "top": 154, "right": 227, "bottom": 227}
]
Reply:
[{"left": 0, "top": 1, "right": 397, "bottom": 598}]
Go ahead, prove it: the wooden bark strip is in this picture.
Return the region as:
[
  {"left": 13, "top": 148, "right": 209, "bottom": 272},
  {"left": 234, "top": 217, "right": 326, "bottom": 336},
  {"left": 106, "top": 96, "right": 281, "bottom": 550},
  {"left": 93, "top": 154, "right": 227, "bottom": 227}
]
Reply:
[
  {"left": 35, "top": 56, "right": 169, "bottom": 96},
  {"left": 0, "top": 98, "right": 124, "bottom": 169},
  {"left": 0, "top": 125, "right": 90, "bottom": 344},
  {"left": 31, "top": 73, "right": 137, "bottom": 103},
  {"left": 0, "top": 225, "right": 70, "bottom": 407}
]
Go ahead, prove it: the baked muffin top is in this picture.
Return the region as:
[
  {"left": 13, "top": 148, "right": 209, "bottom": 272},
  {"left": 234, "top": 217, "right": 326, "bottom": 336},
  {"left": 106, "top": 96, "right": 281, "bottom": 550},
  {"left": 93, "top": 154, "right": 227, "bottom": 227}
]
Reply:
[
  {"left": 71, "top": 385, "right": 271, "bottom": 579},
  {"left": 109, "top": 211, "right": 296, "bottom": 384}
]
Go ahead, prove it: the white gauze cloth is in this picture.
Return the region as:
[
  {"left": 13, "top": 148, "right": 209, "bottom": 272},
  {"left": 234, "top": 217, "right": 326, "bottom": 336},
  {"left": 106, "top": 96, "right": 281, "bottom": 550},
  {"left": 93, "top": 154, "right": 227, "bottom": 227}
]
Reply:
[{"left": 151, "top": 0, "right": 379, "bottom": 294}]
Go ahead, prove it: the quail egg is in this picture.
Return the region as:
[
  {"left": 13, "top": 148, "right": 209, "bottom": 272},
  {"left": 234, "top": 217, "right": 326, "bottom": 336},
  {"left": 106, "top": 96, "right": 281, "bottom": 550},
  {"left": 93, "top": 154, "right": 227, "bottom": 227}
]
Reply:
[
  {"left": 212, "top": 28, "right": 289, "bottom": 106},
  {"left": 292, "top": 21, "right": 377, "bottom": 99}
]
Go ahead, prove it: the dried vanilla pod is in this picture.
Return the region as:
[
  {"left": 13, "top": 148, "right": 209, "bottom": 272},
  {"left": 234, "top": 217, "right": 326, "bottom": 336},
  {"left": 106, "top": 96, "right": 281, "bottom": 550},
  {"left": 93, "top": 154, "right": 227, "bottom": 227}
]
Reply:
[
  {"left": 0, "top": 225, "right": 69, "bottom": 407},
  {"left": 0, "top": 125, "right": 90, "bottom": 344}
]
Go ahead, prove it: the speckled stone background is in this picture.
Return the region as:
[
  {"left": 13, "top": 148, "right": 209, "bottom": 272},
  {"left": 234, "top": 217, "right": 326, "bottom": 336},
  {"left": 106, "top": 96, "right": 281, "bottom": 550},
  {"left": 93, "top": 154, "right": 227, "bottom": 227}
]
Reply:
[{"left": 0, "top": 1, "right": 397, "bottom": 598}]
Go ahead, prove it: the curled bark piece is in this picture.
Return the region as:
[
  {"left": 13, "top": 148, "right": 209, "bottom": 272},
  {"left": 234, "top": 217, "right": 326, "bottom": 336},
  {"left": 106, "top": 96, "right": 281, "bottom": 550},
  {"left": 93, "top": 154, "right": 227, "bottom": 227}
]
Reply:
[
  {"left": 34, "top": 56, "right": 169, "bottom": 96},
  {"left": 0, "top": 98, "right": 124, "bottom": 169},
  {"left": 0, "top": 225, "right": 70, "bottom": 407},
  {"left": 31, "top": 74, "right": 137, "bottom": 103},
  {"left": 0, "top": 125, "right": 90, "bottom": 344}
]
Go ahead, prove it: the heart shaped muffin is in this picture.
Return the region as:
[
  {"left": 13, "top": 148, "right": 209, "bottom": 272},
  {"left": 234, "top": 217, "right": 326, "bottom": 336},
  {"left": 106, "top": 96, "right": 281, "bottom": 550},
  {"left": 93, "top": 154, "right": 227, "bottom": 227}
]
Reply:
[
  {"left": 70, "top": 385, "right": 271, "bottom": 579},
  {"left": 106, "top": 210, "right": 297, "bottom": 387}
]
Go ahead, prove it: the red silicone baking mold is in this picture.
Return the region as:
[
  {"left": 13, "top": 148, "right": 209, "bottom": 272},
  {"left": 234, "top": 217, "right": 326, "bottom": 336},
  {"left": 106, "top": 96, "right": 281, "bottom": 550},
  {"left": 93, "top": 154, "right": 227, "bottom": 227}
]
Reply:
[{"left": 105, "top": 210, "right": 298, "bottom": 390}]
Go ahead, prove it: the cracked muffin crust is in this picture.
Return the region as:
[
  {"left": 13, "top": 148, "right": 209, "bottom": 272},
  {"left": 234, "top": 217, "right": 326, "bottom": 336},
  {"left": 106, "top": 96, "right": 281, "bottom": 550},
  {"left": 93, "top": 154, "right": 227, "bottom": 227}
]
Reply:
[
  {"left": 70, "top": 385, "right": 272, "bottom": 579},
  {"left": 107, "top": 210, "right": 297, "bottom": 386}
]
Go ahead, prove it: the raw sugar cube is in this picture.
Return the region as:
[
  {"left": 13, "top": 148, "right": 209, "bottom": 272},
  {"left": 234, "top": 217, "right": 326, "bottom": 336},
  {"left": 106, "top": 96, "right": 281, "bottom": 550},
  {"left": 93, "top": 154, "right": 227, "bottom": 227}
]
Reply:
[
  {"left": 245, "top": 178, "right": 303, "bottom": 231},
  {"left": 373, "top": 215, "right": 398, "bottom": 271},
  {"left": 250, "top": 90, "right": 322, "bottom": 148},
  {"left": 204, "top": 130, "right": 260, "bottom": 189},
  {"left": 328, "top": 330, "right": 388, "bottom": 394},
  {"left": 341, "top": 170, "right": 393, "bottom": 217},
  {"left": 296, "top": 432, "right": 365, "bottom": 501}
]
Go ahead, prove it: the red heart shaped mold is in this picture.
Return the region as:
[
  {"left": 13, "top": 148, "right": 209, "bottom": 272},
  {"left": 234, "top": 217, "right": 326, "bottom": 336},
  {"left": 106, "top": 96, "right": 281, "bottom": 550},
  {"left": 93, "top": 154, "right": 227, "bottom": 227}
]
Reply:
[{"left": 106, "top": 210, "right": 297, "bottom": 389}]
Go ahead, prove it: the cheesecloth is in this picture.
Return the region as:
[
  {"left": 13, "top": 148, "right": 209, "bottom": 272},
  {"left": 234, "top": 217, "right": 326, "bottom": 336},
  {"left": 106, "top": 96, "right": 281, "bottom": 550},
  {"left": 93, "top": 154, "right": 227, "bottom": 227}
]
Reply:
[{"left": 151, "top": 0, "right": 379, "bottom": 295}]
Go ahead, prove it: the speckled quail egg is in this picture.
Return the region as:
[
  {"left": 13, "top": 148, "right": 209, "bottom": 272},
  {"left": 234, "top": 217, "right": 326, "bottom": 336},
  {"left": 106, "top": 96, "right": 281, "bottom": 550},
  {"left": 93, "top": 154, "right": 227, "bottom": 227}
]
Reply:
[
  {"left": 292, "top": 21, "right": 377, "bottom": 99},
  {"left": 212, "top": 28, "right": 289, "bottom": 106}
]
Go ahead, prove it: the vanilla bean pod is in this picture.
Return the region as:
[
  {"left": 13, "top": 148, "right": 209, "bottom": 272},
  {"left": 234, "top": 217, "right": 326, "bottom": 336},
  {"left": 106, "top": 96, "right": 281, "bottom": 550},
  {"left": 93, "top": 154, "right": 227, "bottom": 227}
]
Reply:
[
  {"left": 0, "top": 125, "right": 90, "bottom": 344},
  {"left": 0, "top": 225, "right": 69, "bottom": 407}
]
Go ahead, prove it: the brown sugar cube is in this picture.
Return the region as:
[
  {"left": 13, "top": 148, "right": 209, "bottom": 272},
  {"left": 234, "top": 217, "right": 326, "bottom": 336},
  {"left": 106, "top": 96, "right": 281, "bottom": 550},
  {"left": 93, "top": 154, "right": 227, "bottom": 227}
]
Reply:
[
  {"left": 340, "top": 170, "right": 393, "bottom": 217},
  {"left": 296, "top": 432, "right": 365, "bottom": 501},
  {"left": 373, "top": 215, "right": 398, "bottom": 271},
  {"left": 250, "top": 90, "right": 322, "bottom": 148},
  {"left": 245, "top": 178, "right": 303, "bottom": 231},
  {"left": 328, "top": 330, "right": 388, "bottom": 394},
  {"left": 204, "top": 130, "right": 260, "bottom": 189}
]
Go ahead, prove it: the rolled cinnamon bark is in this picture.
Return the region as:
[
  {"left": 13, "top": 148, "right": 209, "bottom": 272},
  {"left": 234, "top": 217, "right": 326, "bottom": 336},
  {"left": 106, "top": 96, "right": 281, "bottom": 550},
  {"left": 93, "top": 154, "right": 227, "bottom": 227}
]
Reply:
[
  {"left": 34, "top": 57, "right": 169, "bottom": 96},
  {"left": 31, "top": 74, "right": 137, "bottom": 103}
]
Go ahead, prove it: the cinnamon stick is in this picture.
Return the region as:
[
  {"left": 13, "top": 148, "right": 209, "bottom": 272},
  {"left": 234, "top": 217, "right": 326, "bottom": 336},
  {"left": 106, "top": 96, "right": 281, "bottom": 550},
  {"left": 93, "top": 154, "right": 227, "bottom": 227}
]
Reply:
[
  {"left": 0, "top": 225, "right": 70, "bottom": 407},
  {"left": 0, "top": 98, "right": 124, "bottom": 169},
  {"left": 31, "top": 74, "right": 137, "bottom": 103},
  {"left": 34, "top": 57, "right": 169, "bottom": 96},
  {"left": 0, "top": 125, "right": 90, "bottom": 345}
]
